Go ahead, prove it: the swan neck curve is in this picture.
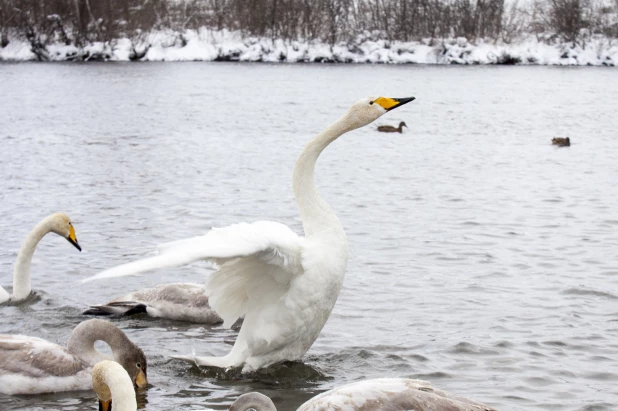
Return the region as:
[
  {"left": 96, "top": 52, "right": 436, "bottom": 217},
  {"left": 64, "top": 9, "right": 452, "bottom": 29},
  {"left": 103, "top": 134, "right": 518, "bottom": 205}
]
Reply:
[
  {"left": 94, "top": 361, "right": 137, "bottom": 411},
  {"left": 67, "top": 320, "right": 130, "bottom": 365},
  {"left": 293, "top": 115, "right": 352, "bottom": 237},
  {"left": 12, "top": 217, "right": 54, "bottom": 301}
]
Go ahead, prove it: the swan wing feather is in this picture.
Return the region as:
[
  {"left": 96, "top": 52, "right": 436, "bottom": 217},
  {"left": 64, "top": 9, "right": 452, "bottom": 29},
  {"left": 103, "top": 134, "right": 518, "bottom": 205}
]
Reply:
[
  {"left": 82, "top": 221, "right": 304, "bottom": 283},
  {"left": 0, "top": 335, "right": 91, "bottom": 395},
  {"left": 0, "top": 286, "right": 9, "bottom": 304}
]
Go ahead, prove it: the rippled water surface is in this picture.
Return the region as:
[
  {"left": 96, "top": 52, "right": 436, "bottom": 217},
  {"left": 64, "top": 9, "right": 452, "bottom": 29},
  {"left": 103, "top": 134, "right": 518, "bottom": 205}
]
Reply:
[{"left": 1, "top": 62, "right": 617, "bottom": 411}]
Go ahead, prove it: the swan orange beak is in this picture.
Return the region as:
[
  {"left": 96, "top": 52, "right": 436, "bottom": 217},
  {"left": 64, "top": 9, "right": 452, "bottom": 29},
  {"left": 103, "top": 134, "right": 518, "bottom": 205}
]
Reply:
[
  {"left": 99, "top": 399, "right": 111, "bottom": 411},
  {"left": 66, "top": 225, "right": 81, "bottom": 251},
  {"left": 135, "top": 369, "right": 148, "bottom": 388},
  {"left": 375, "top": 97, "right": 416, "bottom": 111}
]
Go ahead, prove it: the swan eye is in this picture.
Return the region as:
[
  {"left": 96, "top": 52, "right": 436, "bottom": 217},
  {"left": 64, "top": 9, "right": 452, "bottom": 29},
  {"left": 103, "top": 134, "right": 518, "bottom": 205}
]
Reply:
[
  {"left": 136, "top": 362, "right": 141, "bottom": 369},
  {"left": 369, "top": 101, "right": 374, "bottom": 105}
]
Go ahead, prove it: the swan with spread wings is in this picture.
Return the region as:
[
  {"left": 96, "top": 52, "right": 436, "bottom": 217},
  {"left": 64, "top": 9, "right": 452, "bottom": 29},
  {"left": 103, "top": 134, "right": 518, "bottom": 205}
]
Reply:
[{"left": 83, "top": 96, "right": 415, "bottom": 372}]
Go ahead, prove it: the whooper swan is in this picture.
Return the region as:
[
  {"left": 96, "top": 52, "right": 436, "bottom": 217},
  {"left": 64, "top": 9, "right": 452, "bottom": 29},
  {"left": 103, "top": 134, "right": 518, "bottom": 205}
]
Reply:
[
  {"left": 92, "top": 360, "right": 138, "bottom": 411},
  {"left": 230, "top": 378, "right": 497, "bottom": 411},
  {"left": 83, "top": 96, "right": 415, "bottom": 372},
  {"left": 84, "top": 283, "right": 222, "bottom": 324},
  {"left": 0, "top": 319, "right": 147, "bottom": 395},
  {"left": 0, "top": 212, "right": 81, "bottom": 304}
]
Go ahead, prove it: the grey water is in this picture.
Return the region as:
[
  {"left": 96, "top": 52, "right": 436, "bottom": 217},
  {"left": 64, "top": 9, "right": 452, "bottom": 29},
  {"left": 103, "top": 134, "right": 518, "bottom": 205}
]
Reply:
[{"left": 0, "top": 62, "right": 617, "bottom": 411}]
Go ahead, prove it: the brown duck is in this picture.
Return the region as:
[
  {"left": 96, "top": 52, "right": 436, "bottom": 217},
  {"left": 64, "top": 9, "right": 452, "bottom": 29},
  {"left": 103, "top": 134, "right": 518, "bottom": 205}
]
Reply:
[
  {"left": 377, "top": 121, "right": 407, "bottom": 133},
  {"left": 552, "top": 137, "right": 570, "bottom": 147}
]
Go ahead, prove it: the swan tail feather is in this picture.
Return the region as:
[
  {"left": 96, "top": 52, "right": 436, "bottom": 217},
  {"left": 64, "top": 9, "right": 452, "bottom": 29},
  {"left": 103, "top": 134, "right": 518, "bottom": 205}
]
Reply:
[
  {"left": 170, "top": 355, "right": 233, "bottom": 368},
  {"left": 0, "top": 286, "right": 10, "bottom": 304},
  {"left": 83, "top": 302, "right": 148, "bottom": 316}
]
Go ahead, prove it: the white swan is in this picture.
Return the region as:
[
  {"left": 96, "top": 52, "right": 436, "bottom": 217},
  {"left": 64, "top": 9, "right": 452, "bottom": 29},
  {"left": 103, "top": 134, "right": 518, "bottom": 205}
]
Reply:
[
  {"left": 230, "top": 378, "right": 497, "bottom": 411},
  {"left": 84, "top": 283, "right": 222, "bottom": 324},
  {"left": 83, "top": 96, "right": 415, "bottom": 371},
  {"left": 0, "top": 212, "right": 81, "bottom": 304},
  {"left": 92, "top": 360, "right": 137, "bottom": 411},
  {"left": 0, "top": 319, "right": 147, "bottom": 395}
]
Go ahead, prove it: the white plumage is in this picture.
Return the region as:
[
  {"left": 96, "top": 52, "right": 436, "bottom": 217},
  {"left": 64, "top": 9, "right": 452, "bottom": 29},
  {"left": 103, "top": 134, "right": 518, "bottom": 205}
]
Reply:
[
  {"left": 0, "top": 319, "right": 147, "bottom": 395},
  {"left": 92, "top": 361, "right": 137, "bottom": 411},
  {"left": 1, "top": 213, "right": 81, "bottom": 304},
  {"left": 83, "top": 96, "right": 415, "bottom": 371},
  {"left": 230, "top": 378, "right": 497, "bottom": 411}
]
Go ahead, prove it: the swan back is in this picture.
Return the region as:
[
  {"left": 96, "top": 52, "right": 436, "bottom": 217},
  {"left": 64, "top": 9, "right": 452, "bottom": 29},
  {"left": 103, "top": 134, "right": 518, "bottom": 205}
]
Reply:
[
  {"left": 229, "top": 392, "right": 277, "bottom": 411},
  {"left": 297, "top": 378, "right": 496, "bottom": 411},
  {"left": 92, "top": 360, "right": 137, "bottom": 411}
]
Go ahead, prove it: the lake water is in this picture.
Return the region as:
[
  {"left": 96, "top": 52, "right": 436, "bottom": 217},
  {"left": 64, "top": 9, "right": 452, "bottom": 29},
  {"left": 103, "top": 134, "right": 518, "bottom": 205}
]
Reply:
[{"left": 0, "top": 62, "right": 617, "bottom": 411}]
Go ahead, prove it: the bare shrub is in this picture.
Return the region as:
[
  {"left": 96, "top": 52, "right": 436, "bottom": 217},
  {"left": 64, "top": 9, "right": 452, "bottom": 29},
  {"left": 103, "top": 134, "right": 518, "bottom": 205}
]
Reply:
[{"left": 0, "top": 0, "right": 616, "bottom": 53}]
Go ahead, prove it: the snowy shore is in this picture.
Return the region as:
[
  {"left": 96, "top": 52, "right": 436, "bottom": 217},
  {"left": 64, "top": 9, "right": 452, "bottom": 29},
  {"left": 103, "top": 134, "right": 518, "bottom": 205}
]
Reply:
[{"left": 1, "top": 29, "right": 616, "bottom": 66}]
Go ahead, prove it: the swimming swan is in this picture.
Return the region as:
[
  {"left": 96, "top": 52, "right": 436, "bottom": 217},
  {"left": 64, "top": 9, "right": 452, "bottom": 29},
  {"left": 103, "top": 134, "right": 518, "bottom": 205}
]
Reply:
[
  {"left": 84, "top": 283, "right": 222, "bottom": 324},
  {"left": 0, "top": 212, "right": 81, "bottom": 304},
  {"left": 92, "top": 360, "right": 137, "bottom": 411},
  {"left": 0, "top": 319, "right": 147, "bottom": 395},
  {"left": 83, "top": 96, "right": 416, "bottom": 371},
  {"left": 230, "top": 378, "right": 497, "bottom": 411}
]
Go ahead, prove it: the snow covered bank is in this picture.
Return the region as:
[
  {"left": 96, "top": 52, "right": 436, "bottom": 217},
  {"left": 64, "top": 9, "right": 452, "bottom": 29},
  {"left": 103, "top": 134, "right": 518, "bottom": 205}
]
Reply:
[{"left": 1, "top": 29, "right": 616, "bottom": 66}]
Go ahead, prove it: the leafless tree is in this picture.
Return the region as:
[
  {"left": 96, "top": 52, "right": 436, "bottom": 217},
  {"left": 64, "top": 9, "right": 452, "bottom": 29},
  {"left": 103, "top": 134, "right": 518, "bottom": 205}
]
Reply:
[{"left": 1, "top": 0, "right": 616, "bottom": 54}]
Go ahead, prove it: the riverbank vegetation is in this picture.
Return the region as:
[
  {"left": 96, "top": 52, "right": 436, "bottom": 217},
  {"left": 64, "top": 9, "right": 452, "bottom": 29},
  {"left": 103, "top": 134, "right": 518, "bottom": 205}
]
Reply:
[{"left": 1, "top": 0, "right": 616, "bottom": 63}]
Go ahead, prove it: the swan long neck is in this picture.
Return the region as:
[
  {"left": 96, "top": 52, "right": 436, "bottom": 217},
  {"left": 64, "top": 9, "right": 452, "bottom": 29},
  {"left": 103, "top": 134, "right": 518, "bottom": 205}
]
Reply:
[
  {"left": 67, "top": 320, "right": 130, "bottom": 365},
  {"left": 103, "top": 372, "right": 137, "bottom": 411},
  {"left": 12, "top": 217, "right": 54, "bottom": 301},
  {"left": 93, "top": 361, "right": 137, "bottom": 411},
  {"left": 293, "top": 115, "right": 353, "bottom": 237}
]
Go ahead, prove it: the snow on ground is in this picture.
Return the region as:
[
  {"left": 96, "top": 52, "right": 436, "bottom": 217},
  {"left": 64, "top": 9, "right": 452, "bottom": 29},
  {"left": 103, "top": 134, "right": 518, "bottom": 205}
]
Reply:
[{"left": 1, "top": 28, "right": 616, "bottom": 66}]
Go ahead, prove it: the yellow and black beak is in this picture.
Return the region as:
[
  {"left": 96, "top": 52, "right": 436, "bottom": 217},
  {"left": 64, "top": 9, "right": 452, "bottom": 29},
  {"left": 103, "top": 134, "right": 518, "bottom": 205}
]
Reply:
[
  {"left": 374, "top": 97, "right": 416, "bottom": 111},
  {"left": 66, "top": 225, "right": 81, "bottom": 251},
  {"left": 98, "top": 399, "right": 111, "bottom": 411},
  {"left": 134, "top": 369, "right": 148, "bottom": 388}
]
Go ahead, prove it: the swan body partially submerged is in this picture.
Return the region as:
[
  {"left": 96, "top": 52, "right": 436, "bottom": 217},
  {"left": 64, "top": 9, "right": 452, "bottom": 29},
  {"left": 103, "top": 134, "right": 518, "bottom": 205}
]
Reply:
[
  {"left": 230, "top": 378, "right": 497, "bottom": 411},
  {"left": 0, "top": 212, "right": 81, "bottom": 304},
  {"left": 92, "top": 360, "right": 137, "bottom": 411},
  {"left": 84, "top": 283, "right": 222, "bottom": 324},
  {"left": 83, "top": 96, "right": 415, "bottom": 372},
  {"left": 0, "top": 319, "right": 147, "bottom": 395}
]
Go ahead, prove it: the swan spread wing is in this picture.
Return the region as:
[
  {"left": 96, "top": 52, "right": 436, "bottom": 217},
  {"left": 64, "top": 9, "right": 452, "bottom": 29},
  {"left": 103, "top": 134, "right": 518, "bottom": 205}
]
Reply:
[
  {"left": 83, "top": 221, "right": 303, "bottom": 282},
  {"left": 83, "top": 221, "right": 304, "bottom": 326}
]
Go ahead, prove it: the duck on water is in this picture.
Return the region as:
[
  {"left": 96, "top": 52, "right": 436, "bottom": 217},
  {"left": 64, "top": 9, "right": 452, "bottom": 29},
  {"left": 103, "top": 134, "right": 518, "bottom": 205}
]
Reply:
[{"left": 377, "top": 121, "right": 407, "bottom": 133}]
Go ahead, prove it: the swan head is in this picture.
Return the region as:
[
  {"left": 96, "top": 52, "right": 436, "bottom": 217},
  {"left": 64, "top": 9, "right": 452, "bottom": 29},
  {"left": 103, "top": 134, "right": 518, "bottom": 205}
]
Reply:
[
  {"left": 48, "top": 213, "right": 81, "bottom": 251},
  {"left": 92, "top": 360, "right": 137, "bottom": 411},
  {"left": 345, "top": 97, "right": 415, "bottom": 130},
  {"left": 229, "top": 392, "right": 277, "bottom": 411},
  {"left": 115, "top": 344, "right": 148, "bottom": 389}
]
